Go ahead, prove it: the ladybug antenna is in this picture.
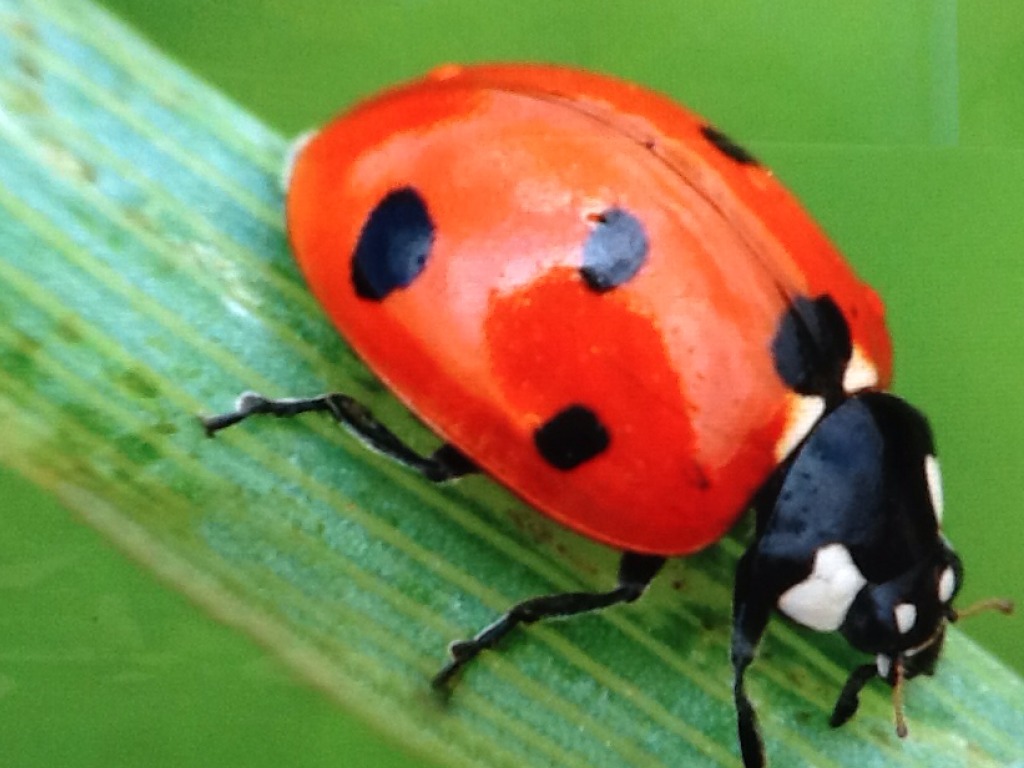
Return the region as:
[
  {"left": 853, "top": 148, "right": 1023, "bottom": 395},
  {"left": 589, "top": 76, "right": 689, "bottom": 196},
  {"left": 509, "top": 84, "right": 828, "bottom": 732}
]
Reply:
[
  {"left": 949, "top": 597, "right": 1014, "bottom": 623},
  {"left": 892, "top": 656, "right": 909, "bottom": 739}
]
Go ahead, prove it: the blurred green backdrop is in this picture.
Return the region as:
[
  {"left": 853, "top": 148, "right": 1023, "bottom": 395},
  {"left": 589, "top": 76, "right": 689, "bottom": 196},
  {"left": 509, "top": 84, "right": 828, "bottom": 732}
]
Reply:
[{"left": 4, "top": 2, "right": 1022, "bottom": 767}]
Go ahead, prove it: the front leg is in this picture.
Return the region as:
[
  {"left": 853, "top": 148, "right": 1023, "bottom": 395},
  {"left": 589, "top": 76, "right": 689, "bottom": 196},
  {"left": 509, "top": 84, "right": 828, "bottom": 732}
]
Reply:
[
  {"left": 829, "top": 663, "right": 877, "bottom": 728},
  {"left": 732, "top": 547, "right": 773, "bottom": 768}
]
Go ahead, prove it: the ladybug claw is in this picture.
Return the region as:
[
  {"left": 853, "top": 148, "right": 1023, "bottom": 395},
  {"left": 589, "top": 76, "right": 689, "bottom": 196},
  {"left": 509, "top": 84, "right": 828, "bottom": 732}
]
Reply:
[
  {"left": 199, "top": 391, "right": 270, "bottom": 436},
  {"left": 431, "top": 659, "right": 461, "bottom": 690},
  {"left": 431, "top": 639, "right": 482, "bottom": 690}
]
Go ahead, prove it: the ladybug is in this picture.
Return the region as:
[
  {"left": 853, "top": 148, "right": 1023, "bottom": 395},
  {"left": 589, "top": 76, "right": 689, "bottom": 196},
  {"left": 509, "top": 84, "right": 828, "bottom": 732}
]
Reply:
[{"left": 203, "top": 64, "right": 1011, "bottom": 767}]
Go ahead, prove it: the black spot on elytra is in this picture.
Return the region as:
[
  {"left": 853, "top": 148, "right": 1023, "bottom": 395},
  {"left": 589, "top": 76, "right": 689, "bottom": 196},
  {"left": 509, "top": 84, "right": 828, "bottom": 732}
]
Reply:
[
  {"left": 700, "top": 124, "right": 758, "bottom": 165},
  {"left": 352, "top": 187, "right": 435, "bottom": 300},
  {"left": 772, "top": 294, "right": 852, "bottom": 400},
  {"left": 534, "top": 404, "right": 610, "bottom": 470},
  {"left": 580, "top": 208, "right": 649, "bottom": 292}
]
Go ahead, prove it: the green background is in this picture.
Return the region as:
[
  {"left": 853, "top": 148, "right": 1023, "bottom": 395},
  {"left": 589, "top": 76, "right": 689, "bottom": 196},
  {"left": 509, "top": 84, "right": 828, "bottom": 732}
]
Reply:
[{"left": 4, "top": 2, "right": 1022, "bottom": 766}]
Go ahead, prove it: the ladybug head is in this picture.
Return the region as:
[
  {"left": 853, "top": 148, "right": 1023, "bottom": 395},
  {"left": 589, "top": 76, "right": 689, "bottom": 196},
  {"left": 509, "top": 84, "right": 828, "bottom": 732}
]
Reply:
[
  {"left": 839, "top": 541, "right": 962, "bottom": 667},
  {"left": 832, "top": 542, "right": 960, "bottom": 735},
  {"left": 735, "top": 392, "right": 1012, "bottom": 753},
  {"left": 831, "top": 543, "right": 1010, "bottom": 737}
]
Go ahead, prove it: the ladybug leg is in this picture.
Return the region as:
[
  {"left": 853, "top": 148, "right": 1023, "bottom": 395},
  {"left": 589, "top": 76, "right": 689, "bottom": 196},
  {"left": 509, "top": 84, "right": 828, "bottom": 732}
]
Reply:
[
  {"left": 829, "top": 663, "right": 877, "bottom": 728},
  {"left": 731, "top": 548, "right": 773, "bottom": 768},
  {"left": 201, "top": 391, "right": 476, "bottom": 482},
  {"left": 432, "top": 552, "right": 665, "bottom": 689}
]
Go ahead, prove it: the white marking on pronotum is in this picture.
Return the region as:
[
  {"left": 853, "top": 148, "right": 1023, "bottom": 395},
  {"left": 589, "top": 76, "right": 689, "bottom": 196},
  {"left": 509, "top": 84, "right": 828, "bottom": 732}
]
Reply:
[
  {"left": 895, "top": 603, "right": 918, "bottom": 634},
  {"left": 938, "top": 566, "right": 957, "bottom": 603},
  {"left": 280, "top": 129, "right": 318, "bottom": 192},
  {"left": 925, "top": 454, "right": 944, "bottom": 524},
  {"left": 778, "top": 544, "right": 868, "bottom": 631},
  {"left": 774, "top": 393, "right": 826, "bottom": 461},
  {"left": 843, "top": 344, "right": 879, "bottom": 394}
]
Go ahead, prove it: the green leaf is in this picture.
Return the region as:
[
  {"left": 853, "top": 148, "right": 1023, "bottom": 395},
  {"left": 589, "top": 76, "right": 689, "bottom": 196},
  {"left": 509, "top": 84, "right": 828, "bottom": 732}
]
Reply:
[{"left": 1, "top": 1, "right": 1022, "bottom": 766}]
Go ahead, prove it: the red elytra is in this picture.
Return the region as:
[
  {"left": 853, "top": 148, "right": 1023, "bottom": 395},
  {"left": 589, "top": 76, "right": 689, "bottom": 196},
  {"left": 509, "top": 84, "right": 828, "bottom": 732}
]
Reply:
[{"left": 285, "top": 63, "right": 892, "bottom": 556}]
